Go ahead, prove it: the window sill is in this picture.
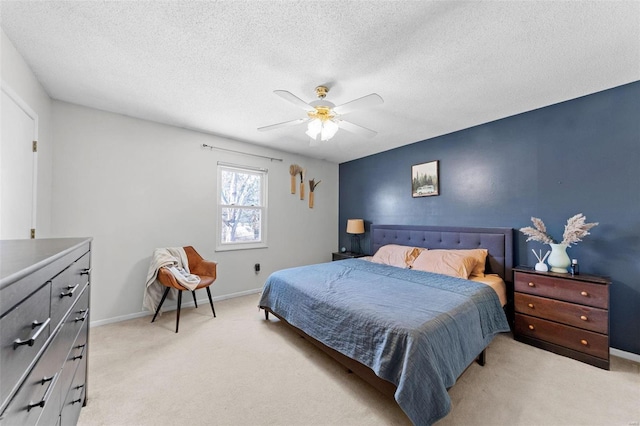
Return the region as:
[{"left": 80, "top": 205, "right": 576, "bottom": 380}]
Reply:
[{"left": 215, "top": 243, "right": 268, "bottom": 252}]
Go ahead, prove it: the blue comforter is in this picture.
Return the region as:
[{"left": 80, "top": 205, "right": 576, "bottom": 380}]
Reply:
[{"left": 258, "top": 258, "right": 510, "bottom": 425}]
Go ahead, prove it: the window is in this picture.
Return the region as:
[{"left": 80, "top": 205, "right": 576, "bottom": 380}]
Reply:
[{"left": 217, "top": 163, "right": 267, "bottom": 251}]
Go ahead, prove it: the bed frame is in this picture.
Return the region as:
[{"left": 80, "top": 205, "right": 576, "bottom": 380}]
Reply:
[{"left": 261, "top": 225, "right": 514, "bottom": 398}]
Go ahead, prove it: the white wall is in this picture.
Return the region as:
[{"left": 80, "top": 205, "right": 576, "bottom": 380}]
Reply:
[
  {"left": 1, "top": 29, "right": 54, "bottom": 236},
  {"left": 2, "top": 27, "right": 339, "bottom": 324},
  {"left": 51, "top": 101, "right": 339, "bottom": 323}
]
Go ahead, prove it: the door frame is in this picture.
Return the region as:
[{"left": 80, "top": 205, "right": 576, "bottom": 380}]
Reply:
[{"left": 1, "top": 79, "right": 39, "bottom": 237}]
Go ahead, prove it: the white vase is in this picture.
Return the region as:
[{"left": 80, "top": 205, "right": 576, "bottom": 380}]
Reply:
[{"left": 548, "top": 243, "right": 570, "bottom": 273}]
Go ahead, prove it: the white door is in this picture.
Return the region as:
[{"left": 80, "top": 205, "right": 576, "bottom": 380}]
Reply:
[{"left": 0, "top": 84, "right": 38, "bottom": 239}]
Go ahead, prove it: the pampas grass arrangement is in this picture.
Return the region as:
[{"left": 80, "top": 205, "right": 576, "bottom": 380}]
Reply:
[{"left": 520, "top": 214, "right": 599, "bottom": 246}]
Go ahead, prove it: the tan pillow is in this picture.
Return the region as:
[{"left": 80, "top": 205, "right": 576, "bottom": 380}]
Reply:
[
  {"left": 444, "top": 249, "right": 488, "bottom": 277},
  {"left": 411, "top": 249, "right": 480, "bottom": 279},
  {"left": 371, "top": 245, "right": 424, "bottom": 269}
]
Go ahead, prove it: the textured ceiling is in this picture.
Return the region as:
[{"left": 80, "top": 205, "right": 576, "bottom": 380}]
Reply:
[{"left": 1, "top": 1, "right": 638, "bottom": 163}]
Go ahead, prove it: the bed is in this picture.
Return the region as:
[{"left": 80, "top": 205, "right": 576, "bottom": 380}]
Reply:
[{"left": 258, "top": 225, "right": 513, "bottom": 425}]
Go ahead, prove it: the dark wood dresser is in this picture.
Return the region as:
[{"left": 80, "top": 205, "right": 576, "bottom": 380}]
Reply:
[
  {"left": 513, "top": 267, "right": 610, "bottom": 369},
  {"left": 0, "top": 238, "right": 92, "bottom": 425}
]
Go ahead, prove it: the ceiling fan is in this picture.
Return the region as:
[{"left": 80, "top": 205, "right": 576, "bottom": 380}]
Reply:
[{"left": 258, "top": 85, "right": 383, "bottom": 143}]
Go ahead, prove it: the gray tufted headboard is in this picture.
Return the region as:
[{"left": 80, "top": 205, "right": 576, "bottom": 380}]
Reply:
[{"left": 370, "top": 225, "right": 514, "bottom": 282}]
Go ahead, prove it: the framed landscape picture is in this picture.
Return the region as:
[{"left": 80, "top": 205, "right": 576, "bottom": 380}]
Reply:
[{"left": 411, "top": 160, "right": 439, "bottom": 197}]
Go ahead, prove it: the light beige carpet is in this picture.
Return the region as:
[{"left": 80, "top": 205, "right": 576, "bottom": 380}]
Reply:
[{"left": 79, "top": 294, "right": 639, "bottom": 426}]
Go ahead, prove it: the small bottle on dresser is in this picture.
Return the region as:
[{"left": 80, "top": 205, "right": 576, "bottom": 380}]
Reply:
[{"left": 570, "top": 259, "right": 579, "bottom": 276}]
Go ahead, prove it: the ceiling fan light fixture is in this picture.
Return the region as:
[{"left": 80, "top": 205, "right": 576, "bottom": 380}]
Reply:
[
  {"left": 320, "top": 119, "right": 339, "bottom": 141},
  {"left": 261, "top": 85, "right": 382, "bottom": 142},
  {"left": 306, "top": 117, "right": 339, "bottom": 141},
  {"left": 305, "top": 118, "right": 322, "bottom": 139}
]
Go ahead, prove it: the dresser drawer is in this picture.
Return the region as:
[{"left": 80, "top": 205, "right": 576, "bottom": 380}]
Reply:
[
  {"left": 0, "top": 333, "right": 64, "bottom": 426},
  {"left": 515, "top": 313, "right": 608, "bottom": 360},
  {"left": 58, "top": 284, "right": 90, "bottom": 351},
  {"left": 514, "top": 272, "right": 608, "bottom": 309},
  {"left": 514, "top": 293, "right": 608, "bottom": 334},
  {"left": 50, "top": 251, "right": 90, "bottom": 328},
  {"left": 0, "top": 283, "right": 52, "bottom": 407},
  {"left": 60, "top": 357, "right": 86, "bottom": 426},
  {"left": 57, "top": 310, "right": 89, "bottom": 411}
]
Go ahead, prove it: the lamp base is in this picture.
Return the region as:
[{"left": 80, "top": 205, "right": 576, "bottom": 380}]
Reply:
[{"left": 350, "top": 235, "right": 361, "bottom": 255}]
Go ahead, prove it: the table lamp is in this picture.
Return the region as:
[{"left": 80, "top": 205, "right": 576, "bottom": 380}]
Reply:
[{"left": 346, "top": 219, "right": 365, "bottom": 254}]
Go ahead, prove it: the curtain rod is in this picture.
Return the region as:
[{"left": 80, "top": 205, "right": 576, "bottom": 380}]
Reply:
[{"left": 202, "top": 144, "right": 283, "bottom": 162}]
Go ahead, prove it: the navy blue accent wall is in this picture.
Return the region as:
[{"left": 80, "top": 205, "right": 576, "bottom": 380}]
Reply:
[{"left": 339, "top": 81, "right": 640, "bottom": 355}]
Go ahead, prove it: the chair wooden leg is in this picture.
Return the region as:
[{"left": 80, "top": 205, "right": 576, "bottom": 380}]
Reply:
[
  {"left": 206, "top": 287, "right": 216, "bottom": 318},
  {"left": 151, "top": 287, "right": 171, "bottom": 323},
  {"left": 191, "top": 290, "right": 198, "bottom": 308},
  {"left": 175, "top": 290, "right": 182, "bottom": 333}
]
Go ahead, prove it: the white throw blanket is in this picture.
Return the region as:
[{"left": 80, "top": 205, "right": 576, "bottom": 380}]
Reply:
[{"left": 143, "top": 247, "right": 201, "bottom": 314}]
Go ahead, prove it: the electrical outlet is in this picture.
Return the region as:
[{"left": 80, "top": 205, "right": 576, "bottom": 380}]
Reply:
[{"left": 254, "top": 263, "right": 260, "bottom": 273}]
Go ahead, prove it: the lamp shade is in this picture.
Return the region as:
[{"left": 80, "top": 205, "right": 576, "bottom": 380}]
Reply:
[{"left": 346, "top": 219, "right": 365, "bottom": 234}]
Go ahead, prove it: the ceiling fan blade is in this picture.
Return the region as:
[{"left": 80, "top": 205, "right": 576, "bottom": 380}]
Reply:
[
  {"left": 333, "top": 93, "right": 384, "bottom": 115},
  {"left": 338, "top": 120, "right": 378, "bottom": 138},
  {"left": 258, "top": 118, "right": 309, "bottom": 132},
  {"left": 274, "top": 90, "right": 316, "bottom": 112}
]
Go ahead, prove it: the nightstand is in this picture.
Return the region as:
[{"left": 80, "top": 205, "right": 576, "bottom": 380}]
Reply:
[
  {"left": 332, "top": 251, "right": 366, "bottom": 261},
  {"left": 513, "top": 267, "right": 610, "bottom": 369}
]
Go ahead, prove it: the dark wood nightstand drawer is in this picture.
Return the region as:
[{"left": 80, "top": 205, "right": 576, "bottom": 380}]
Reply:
[
  {"left": 515, "top": 313, "right": 608, "bottom": 360},
  {"left": 514, "top": 293, "right": 608, "bottom": 334},
  {"left": 514, "top": 272, "right": 608, "bottom": 309}
]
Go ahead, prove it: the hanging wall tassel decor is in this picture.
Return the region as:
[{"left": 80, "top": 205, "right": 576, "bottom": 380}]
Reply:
[
  {"left": 309, "top": 179, "right": 321, "bottom": 208},
  {"left": 289, "top": 164, "right": 301, "bottom": 194}
]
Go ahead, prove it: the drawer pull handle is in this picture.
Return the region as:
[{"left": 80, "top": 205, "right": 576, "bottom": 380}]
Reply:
[
  {"left": 27, "top": 373, "right": 58, "bottom": 411},
  {"left": 72, "top": 343, "right": 86, "bottom": 361},
  {"left": 527, "top": 303, "right": 534, "bottom": 309},
  {"left": 71, "top": 398, "right": 83, "bottom": 405},
  {"left": 581, "top": 291, "right": 589, "bottom": 297},
  {"left": 75, "top": 308, "right": 90, "bottom": 323},
  {"left": 528, "top": 282, "right": 535, "bottom": 287},
  {"left": 80, "top": 268, "right": 92, "bottom": 276},
  {"left": 580, "top": 339, "right": 588, "bottom": 346},
  {"left": 60, "top": 283, "right": 80, "bottom": 298},
  {"left": 528, "top": 324, "right": 535, "bottom": 330},
  {"left": 13, "top": 318, "right": 51, "bottom": 349},
  {"left": 580, "top": 315, "right": 588, "bottom": 321}
]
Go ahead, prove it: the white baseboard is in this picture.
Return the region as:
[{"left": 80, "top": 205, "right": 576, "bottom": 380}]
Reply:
[
  {"left": 90, "top": 288, "right": 262, "bottom": 328},
  {"left": 610, "top": 348, "right": 640, "bottom": 363}
]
